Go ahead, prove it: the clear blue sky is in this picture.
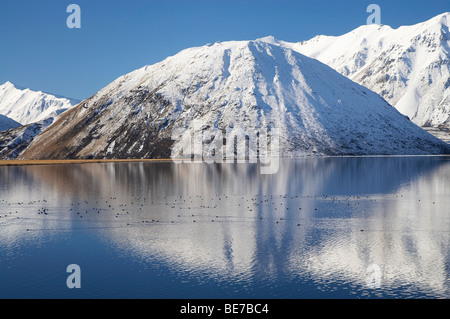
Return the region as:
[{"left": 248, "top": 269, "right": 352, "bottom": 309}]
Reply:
[{"left": 1, "top": 0, "right": 449, "bottom": 100}]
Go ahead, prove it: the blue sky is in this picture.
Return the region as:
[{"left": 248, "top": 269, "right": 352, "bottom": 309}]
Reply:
[{"left": 1, "top": 0, "right": 449, "bottom": 100}]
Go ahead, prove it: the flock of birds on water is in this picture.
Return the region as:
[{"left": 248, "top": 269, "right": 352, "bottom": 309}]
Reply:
[{"left": 0, "top": 192, "right": 431, "bottom": 234}]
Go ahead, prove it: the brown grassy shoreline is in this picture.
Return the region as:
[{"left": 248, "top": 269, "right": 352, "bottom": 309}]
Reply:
[
  {"left": 1, "top": 154, "right": 449, "bottom": 167},
  {"left": 0, "top": 159, "right": 176, "bottom": 166}
]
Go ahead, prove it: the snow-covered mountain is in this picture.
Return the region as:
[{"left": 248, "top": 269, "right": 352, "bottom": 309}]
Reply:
[
  {"left": 18, "top": 39, "right": 449, "bottom": 160},
  {"left": 293, "top": 12, "right": 450, "bottom": 129},
  {"left": 0, "top": 114, "right": 21, "bottom": 132},
  {"left": 0, "top": 81, "right": 80, "bottom": 125},
  {"left": 0, "top": 118, "right": 55, "bottom": 160}
]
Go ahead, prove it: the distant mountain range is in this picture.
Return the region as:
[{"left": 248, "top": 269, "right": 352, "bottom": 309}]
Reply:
[
  {"left": 293, "top": 12, "right": 450, "bottom": 129},
  {"left": 0, "top": 81, "right": 80, "bottom": 159},
  {"left": 0, "top": 81, "right": 79, "bottom": 126},
  {"left": 1, "top": 13, "right": 450, "bottom": 160}
]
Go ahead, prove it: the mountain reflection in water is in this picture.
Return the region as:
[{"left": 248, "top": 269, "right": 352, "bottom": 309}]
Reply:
[{"left": 0, "top": 157, "right": 449, "bottom": 298}]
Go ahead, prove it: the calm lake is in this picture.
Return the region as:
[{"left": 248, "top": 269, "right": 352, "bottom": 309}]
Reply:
[{"left": 0, "top": 157, "right": 449, "bottom": 299}]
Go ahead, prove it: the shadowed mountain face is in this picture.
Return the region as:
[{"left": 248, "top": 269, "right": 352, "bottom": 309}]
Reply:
[
  {"left": 17, "top": 40, "right": 450, "bottom": 160},
  {"left": 0, "top": 118, "right": 54, "bottom": 160},
  {"left": 0, "top": 114, "right": 21, "bottom": 132}
]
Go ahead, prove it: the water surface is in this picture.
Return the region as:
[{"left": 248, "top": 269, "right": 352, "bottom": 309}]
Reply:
[{"left": 0, "top": 157, "right": 449, "bottom": 298}]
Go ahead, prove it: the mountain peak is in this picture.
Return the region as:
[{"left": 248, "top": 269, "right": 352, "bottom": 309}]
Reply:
[
  {"left": 411, "top": 11, "right": 450, "bottom": 31},
  {"left": 0, "top": 81, "right": 79, "bottom": 125},
  {"left": 430, "top": 11, "right": 450, "bottom": 24},
  {"left": 0, "top": 81, "right": 32, "bottom": 92},
  {"left": 1, "top": 81, "right": 15, "bottom": 89},
  {"left": 256, "top": 35, "right": 280, "bottom": 44}
]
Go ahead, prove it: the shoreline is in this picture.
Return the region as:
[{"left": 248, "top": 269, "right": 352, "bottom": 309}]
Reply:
[
  {"left": 0, "top": 159, "right": 176, "bottom": 166},
  {"left": 0, "top": 154, "right": 449, "bottom": 167}
]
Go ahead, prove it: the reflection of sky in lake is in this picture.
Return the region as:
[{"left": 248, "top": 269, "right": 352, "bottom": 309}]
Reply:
[{"left": 0, "top": 157, "right": 449, "bottom": 298}]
